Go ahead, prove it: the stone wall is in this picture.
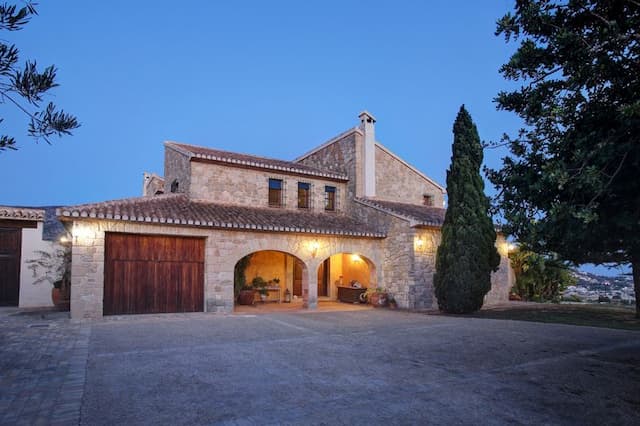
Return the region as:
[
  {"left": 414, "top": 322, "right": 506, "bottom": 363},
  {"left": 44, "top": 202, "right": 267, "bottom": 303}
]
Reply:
[
  {"left": 486, "top": 233, "right": 514, "bottom": 305},
  {"left": 375, "top": 145, "right": 445, "bottom": 207},
  {"left": 188, "top": 161, "right": 347, "bottom": 211},
  {"left": 296, "top": 130, "right": 362, "bottom": 213},
  {"left": 69, "top": 219, "right": 384, "bottom": 320},
  {"left": 411, "top": 228, "right": 441, "bottom": 309},
  {"left": 350, "top": 201, "right": 513, "bottom": 310},
  {"left": 164, "top": 145, "right": 191, "bottom": 194}
]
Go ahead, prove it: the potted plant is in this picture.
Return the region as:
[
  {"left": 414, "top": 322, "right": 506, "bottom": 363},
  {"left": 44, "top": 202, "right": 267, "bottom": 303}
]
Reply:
[
  {"left": 366, "top": 286, "right": 389, "bottom": 307},
  {"left": 234, "top": 254, "right": 255, "bottom": 305},
  {"left": 388, "top": 294, "right": 398, "bottom": 309},
  {"left": 252, "top": 276, "right": 269, "bottom": 302},
  {"left": 237, "top": 284, "right": 255, "bottom": 305},
  {"left": 26, "top": 243, "right": 72, "bottom": 311}
]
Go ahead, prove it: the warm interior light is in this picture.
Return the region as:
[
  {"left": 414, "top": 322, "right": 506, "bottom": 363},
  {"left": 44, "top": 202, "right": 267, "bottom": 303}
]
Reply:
[{"left": 351, "top": 254, "right": 362, "bottom": 263}]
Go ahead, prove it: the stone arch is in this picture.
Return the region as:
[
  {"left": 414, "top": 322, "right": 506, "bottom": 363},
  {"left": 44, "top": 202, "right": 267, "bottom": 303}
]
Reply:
[
  {"left": 232, "top": 249, "right": 309, "bottom": 307},
  {"left": 315, "top": 251, "right": 377, "bottom": 299}
]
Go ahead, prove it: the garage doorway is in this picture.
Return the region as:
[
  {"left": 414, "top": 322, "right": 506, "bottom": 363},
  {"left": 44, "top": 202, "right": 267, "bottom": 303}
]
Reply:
[{"left": 104, "top": 233, "right": 205, "bottom": 315}]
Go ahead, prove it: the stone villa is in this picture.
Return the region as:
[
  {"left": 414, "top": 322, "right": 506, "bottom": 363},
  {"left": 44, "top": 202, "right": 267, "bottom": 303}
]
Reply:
[{"left": 58, "top": 111, "right": 512, "bottom": 319}]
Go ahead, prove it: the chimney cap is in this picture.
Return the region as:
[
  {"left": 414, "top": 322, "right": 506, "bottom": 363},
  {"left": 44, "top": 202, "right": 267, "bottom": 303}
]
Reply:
[{"left": 358, "top": 110, "right": 376, "bottom": 123}]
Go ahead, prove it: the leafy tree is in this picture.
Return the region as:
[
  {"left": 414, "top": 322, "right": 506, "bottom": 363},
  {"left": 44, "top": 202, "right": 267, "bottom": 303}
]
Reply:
[
  {"left": 434, "top": 106, "right": 501, "bottom": 313},
  {"left": 0, "top": 2, "right": 79, "bottom": 152},
  {"left": 509, "top": 248, "right": 576, "bottom": 302},
  {"left": 488, "top": 0, "right": 640, "bottom": 317}
]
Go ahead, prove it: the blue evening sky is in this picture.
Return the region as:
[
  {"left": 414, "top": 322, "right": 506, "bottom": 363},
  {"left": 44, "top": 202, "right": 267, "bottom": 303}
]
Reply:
[{"left": 0, "top": 1, "right": 627, "bottom": 276}]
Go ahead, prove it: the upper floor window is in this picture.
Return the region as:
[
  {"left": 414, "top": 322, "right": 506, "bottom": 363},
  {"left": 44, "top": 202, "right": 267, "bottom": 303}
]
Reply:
[
  {"left": 423, "top": 194, "right": 434, "bottom": 207},
  {"left": 325, "top": 186, "right": 336, "bottom": 211},
  {"left": 269, "top": 179, "right": 283, "bottom": 207},
  {"left": 298, "top": 182, "right": 310, "bottom": 209}
]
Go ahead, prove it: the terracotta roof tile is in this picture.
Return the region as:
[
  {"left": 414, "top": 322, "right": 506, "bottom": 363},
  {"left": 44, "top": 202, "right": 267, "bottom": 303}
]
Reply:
[
  {"left": 356, "top": 198, "right": 446, "bottom": 227},
  {"left": 166, "top": 142, "right": 349, "bottom": 181},
  {"left": 58, "top": 195, "right": 385, "bottom": 238},
  {"left": 0, "top": 206, "right": 45, "bottom": 221}
]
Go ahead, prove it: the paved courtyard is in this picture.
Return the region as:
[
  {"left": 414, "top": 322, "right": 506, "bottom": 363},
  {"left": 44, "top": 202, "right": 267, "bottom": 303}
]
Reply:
[{"left": 1, "top": 307, "right": 639, "bottom": 425}]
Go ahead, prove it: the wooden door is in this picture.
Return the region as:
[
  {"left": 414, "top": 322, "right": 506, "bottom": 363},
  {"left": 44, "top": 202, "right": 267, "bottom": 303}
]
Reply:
[
  {"left": 293, "top": 259, "right": 303, "bottom": 296},
  {"left": 317, "top": 258, "right": 329, "bottom": 297},
  {"left": 0, "top": 227, "right": 21, "bottom": 306},
  {"left": 104, "top": 233, "right": 205, "bottom": 315}
]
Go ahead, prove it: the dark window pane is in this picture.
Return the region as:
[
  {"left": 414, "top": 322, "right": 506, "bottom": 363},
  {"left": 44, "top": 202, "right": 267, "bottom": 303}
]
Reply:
[
  {"left": 325, "top": 186, "right": 336, "bottom": 211},
  {"left": 269, "top": 179, "right": 283, "bottom": 206},
  {"left": 269, "top": 179, "right": 282, "bottom": 190},
  {"left": 298, "top": 182, "right": 309, "bottom": 208}
]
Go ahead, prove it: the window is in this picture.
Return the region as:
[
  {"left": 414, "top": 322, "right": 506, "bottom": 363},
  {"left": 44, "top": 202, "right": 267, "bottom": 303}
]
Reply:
[
  {"left": 325, "top": 186, "right": 336, "bottom": 211},
  {"left": 269, "top": 179, "right": 283, "bottom": 207},
  {"left": 423, "top": 194, "right": 434, "bottom": 207},
  {"left": 298, "top": 182, "right": 310, "bottom": 209}
]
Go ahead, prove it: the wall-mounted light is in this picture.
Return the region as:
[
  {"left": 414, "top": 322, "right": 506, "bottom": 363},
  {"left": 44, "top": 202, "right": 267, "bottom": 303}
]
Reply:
[
  {"left": 309, "top": 240, "right": 320, "bottom": 258},
  {"left": 414, "top": 236, "right": 425, "bottom": 251},
  {"left": 351, "top": 254, "right": 362, "bottom": 263},
  {"left": 72, "top": 224, "right": 94, "bottom": 244}
]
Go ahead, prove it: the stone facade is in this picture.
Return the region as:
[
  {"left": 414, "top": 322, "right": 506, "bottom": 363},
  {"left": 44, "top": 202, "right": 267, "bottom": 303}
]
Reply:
[
  {"left": 374, "top": 145, "right": 445, "bottom": 207},
  {"left": 296, "top": 129, "right": 362, "bottom": 212},
  {"left": 189, "top": 161, "right": 347, "bottom": 211},
  {"left": 70, "top": 219, "right": 383, "bottom": 320},
  {"left": 164, "top": 144, "right": 192, "bottom": 194}
]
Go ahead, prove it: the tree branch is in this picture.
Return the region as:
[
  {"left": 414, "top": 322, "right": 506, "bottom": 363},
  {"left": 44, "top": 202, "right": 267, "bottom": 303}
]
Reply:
[
  {"left": 0, "top": 90, "right": 52, "bottom": 144},
  {"left": 586, "top": 151, "right": 628, "bottom": 207}
]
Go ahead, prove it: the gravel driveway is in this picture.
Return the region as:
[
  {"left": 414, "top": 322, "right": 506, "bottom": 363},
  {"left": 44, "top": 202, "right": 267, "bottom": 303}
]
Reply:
[
  {"left": 81, "top": 310, "right": 640, "bottom": 425},
  {"left": 2, "top": 308, "right": 639, "bottom": 425}
]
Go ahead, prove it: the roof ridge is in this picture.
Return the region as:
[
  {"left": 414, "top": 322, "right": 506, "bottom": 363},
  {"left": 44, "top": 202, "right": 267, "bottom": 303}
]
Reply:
[
  {"left": 58, "top": 196, "right": 385, "bottom": 238},
  {"left": 294, "top": 127, "right": 361, "bottom": 162},
  {"left": 0, "top": 206, "right": 45, "bottom": 221},
  {"left": 355, "top": 197, "right": 445, "bottom": 228},
  {"left": 164, "top": 141, "right": 349, "bottom": 181}
]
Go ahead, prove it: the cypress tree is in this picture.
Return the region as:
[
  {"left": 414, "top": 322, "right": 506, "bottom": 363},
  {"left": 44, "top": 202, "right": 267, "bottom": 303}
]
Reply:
[{"left": 434, "top": 105, "right": 500, "bottom": 313}]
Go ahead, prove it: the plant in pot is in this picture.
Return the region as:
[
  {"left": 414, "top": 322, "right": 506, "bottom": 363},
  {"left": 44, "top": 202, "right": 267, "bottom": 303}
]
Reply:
[
  {"left": 366, "top": 286, "right": 389, "bottom": 308},
  {"left": 388, "top": 294, "right": 398, "bottom": 309},
  {"left": 26, "top": 243, "right": 72, "bottom": 311},
  {"left": 234, "top": 254, "right": 255, "bottom": 305},
  {"left": 252, "top": 276, "right": 269, "bottom": 302}
]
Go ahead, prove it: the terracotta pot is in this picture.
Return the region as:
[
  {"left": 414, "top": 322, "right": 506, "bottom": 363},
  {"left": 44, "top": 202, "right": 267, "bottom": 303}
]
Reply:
[
  {"left": 238, "top": 290, "right": 255, "bottom": 305},
  {"left": 51, "top": 288, "right": 70, "bottom": 311},
  {"left": 369, "top": 292, "right": 388, "bottom": 307}
]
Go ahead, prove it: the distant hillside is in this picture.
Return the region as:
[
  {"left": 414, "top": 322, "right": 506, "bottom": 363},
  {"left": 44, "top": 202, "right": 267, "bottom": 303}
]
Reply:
[
  {"left": 564, "top": 271, "right": 635, "bottom": 304},
  {"left": 571, "top": 270, "right": 633, "bottom": 291}
]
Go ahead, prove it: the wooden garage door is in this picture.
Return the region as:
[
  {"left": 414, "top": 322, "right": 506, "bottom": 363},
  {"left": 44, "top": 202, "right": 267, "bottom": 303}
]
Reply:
[
  {"left": 0, "top": 227, "right": 21, "bottom": 306},
  {"left": 104, "top": 233, "right": 205, "bottom": 315}
]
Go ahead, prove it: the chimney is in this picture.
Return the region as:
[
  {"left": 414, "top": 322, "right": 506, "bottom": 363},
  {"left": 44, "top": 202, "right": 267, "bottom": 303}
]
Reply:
[{"left": 359, "top": 110, "right": 376, "bottom": 197}]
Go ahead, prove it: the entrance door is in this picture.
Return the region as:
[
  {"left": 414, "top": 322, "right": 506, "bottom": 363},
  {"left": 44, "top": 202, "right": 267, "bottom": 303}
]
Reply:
[
  {"left": 0, "top": 227, "right": 21, "bottom": 306},
  {"left": 317, "top": 258, "right": 329, "bottom": 297},
  {"left": 293, "top": 259, "right": 303, "bottom": 297}
]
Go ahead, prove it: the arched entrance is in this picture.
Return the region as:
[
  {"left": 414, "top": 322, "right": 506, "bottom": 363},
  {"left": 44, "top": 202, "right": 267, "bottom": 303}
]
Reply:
[
  {"left": 234, "top": 250, "right": 307, "bottom": 307},
  {"left": 316, "top": 253, "right": 376, "bottom": 299}
]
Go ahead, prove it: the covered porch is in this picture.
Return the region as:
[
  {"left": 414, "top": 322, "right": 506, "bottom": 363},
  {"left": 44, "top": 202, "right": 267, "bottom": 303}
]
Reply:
[{"left": 233, "top": 249, "right": 377, "bottom": 310}]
